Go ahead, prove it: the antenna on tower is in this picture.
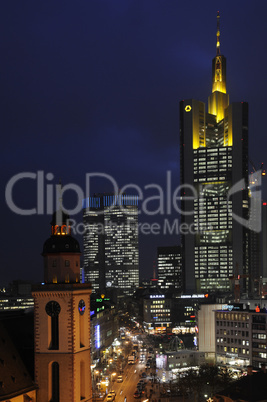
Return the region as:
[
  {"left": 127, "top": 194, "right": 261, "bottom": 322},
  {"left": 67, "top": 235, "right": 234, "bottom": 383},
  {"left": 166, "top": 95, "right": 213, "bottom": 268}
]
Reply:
[
  {"left": 56, "top": 179, "right": 63, "bottom": 225},
  {"left": 58, "top": 178, "right": 63, "bottom": 208},
  {"left": 153, "top": 260, "right": 156, "bottom": 279},
  {"left": 216, "top": 11, "right": 221, "bottom": 55}
]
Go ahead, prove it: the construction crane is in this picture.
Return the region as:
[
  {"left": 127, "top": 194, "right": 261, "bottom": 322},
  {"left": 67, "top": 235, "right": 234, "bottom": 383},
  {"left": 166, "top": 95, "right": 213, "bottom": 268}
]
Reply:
[
  {"left": 249, "top": 160, "right": 265, "bottom": 180},
  {"left": 249, "top": 160, "right": 266, "bottom": 297},
  {"left": 229, "top": 263, "right": 249, "bottom": 302}
]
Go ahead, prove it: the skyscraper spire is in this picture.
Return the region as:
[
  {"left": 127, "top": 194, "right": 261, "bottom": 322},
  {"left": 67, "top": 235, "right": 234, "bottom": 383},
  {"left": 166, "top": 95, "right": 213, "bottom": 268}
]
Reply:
[
  {"left": 216, "top": 11, "right": 221, "bottom": 55},
  {"left": 208, "top": 11, "right": 229, "bottom": 122}
]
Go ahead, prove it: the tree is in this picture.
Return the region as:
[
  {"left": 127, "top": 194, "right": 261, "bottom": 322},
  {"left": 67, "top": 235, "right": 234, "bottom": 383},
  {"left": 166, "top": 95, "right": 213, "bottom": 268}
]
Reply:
[
  {"left": 199, "top": 364, "right": 220, "bottom": 396},
  {"left": 218, "top": 366, "right": 235, "bottom": 390},
  {"left": 179, "top": 368, "right": 204, "bottom": 402}
]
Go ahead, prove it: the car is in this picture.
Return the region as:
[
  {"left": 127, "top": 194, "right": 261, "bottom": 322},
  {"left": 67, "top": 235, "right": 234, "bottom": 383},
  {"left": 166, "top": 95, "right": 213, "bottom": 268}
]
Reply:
[
  {"left": 141, "top": 372, "right": 147, "bottom": 378},
  {"left": 107, "top": 394, "right": 115, "bottom": 401},
  {"left": 117, "top": 375, "right": 123, "bottom": 383},
  {"left": 134, "top": 390, "right": 141, "bottom": 398},
  {"left": 109, "top": 390, "right": 116, "bottom": 396}
]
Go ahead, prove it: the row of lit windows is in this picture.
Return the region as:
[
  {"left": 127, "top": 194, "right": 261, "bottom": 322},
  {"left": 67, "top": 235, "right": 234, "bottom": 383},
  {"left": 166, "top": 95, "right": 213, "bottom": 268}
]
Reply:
[
  {"left": 151, "top": 309, "right": 170, "bottom": 313},
  {"left": 216, "top": 313, "right": 250, "bottom": 321},
  {"left": 252, "top": 351, "right": 267, "bottom": 359},
  {"left": 217, "top": 345, "right": 249, "bottom": 355},
  {"left": 194, "top": 147, "right": 231, "bottom": 153},
  {"left": 217, "top": 337, "right": 249, "bottom": 345},
  {"left": 252, "top": 333, "right": 267, "bottom": 339}
]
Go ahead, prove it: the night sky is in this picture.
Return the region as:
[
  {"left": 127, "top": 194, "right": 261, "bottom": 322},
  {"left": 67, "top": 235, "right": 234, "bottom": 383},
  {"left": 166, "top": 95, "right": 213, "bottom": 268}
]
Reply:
[{"left": 1, "top": 1, "right": 267, "bottom": 286}]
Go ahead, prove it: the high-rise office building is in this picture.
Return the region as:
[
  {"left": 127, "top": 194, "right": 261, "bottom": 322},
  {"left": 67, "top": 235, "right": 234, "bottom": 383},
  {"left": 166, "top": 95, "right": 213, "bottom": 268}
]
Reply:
[
  {"left": 157, "top": 246, "right": 183, "bottom": 292},
  {"left": 180, "top": 13, "right": 249, "bottom": 293},
  {"left": 261, "top": 202, "right": 267, "bottom": 295},
  {"left": 83, "top": 194, "right": 139, "bottom": 296}
]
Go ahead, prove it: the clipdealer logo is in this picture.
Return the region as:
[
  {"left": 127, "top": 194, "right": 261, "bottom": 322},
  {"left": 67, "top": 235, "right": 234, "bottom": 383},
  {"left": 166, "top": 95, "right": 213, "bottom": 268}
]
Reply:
[
  {"left": 4, "top": 170, "right": 263, "bottom": 234},
  {"left": 5, "top": 171, "right": 196, "bottom": 217}
]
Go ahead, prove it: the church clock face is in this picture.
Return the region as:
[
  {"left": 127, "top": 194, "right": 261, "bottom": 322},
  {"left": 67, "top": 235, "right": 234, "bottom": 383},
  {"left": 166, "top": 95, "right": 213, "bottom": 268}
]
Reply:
[
  {"left": 45, "top": 301, "right": 61, "bottom": 317},
  {"left": 78, "top": 299, "right": 86, "bottom": 315}
]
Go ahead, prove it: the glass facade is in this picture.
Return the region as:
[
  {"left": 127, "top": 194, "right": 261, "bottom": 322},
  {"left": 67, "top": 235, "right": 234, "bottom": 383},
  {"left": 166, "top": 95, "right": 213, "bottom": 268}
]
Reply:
[
  {"left": 193, "top": 145, "right": 234, "bottom": 290},
  {"left": 83, "top": 194, "right": 139, "bottom": 296}
]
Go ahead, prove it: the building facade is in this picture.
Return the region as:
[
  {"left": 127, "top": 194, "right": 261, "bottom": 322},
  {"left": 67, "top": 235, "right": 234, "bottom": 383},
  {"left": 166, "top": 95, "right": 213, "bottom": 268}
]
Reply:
[
  {"left": 197, "top": 303, "right": 224, "bottom": 363},
  {"left": 197, "top": 301, "right": 267, "bottom": 369},
  {"left": 0, "top": 280, "right": 34, "bottom": 311},
  {"left": 156, "top": 350, "right": 205, "bottom": 371},
  {"left": 83, "top": 194, "right": 139, "bottom": 296},
  {"left": 180, "top": 13, "right": 249, "bottom": 293},
  {"left": 215, "top": 305, "right": 267, "bottom": 369},
  {"left": 90, "top": 294, "right": 119, "bottom": 360},
  {"left": 157, "top": 246, "right": 183, "bottom": 291},
  {"left": 143, "top": 293, "right": 172, "bottom": 334}
]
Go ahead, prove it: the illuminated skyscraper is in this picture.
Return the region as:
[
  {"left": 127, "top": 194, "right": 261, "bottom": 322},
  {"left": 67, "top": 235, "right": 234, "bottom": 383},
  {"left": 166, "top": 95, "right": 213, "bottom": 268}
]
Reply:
[
  {"left": 83, "top": 194, "right": 139, "bottom": 296},
  {"left": 157, "top": 246, "right": 183, "bottom": 292},
  {"left": 180, "top": 13, "right": 249, "bottom": 293}
]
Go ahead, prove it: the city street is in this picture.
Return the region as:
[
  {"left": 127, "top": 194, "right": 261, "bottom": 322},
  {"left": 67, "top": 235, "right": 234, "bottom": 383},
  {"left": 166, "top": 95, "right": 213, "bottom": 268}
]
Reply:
[{"left": 106, "top": 360, "right": 147, "bottom": 402}]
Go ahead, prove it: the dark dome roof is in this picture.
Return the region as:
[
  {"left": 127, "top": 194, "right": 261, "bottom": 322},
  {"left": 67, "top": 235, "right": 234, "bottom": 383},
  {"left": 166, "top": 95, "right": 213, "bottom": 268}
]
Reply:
[
  {"left": 42, "top": 235, "right": 81, "bottom": 254},
  {"left": 50, "top": 209, "right": 70, "bottom": 226}
]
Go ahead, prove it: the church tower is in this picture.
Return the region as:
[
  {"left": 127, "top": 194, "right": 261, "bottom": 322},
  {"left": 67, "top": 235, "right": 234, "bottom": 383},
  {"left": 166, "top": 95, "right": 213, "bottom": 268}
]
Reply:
[{"left": 32, "top": 208, "right": 92, "bottom": 402}]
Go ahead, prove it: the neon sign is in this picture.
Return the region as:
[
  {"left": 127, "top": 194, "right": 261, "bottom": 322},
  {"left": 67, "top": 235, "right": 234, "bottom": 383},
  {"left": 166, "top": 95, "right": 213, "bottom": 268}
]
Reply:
[{"left": 95, "top": 325, "right": 100, "bottom": 349}]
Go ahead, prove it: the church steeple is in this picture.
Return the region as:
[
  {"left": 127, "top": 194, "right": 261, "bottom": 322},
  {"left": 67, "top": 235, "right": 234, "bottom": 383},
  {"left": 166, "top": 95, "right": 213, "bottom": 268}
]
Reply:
[
  {"left": 32, "top": 196, "right": 92, "bottom": 402},
  {"left": 43, "top": 203, "right": 81, "bottom": 284}
]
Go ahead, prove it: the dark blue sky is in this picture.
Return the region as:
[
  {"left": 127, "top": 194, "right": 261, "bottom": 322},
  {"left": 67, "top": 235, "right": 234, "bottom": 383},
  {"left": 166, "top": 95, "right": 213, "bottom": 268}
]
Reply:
[{"left": 1, "top": 1, "right": 267, "bottom": 286}]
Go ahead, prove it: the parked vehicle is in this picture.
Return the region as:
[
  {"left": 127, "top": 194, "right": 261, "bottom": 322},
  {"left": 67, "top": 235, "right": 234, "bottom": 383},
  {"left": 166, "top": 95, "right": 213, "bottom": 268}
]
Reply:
[{"left": 133, "top": 390, "right": 141, "bottom": 398}]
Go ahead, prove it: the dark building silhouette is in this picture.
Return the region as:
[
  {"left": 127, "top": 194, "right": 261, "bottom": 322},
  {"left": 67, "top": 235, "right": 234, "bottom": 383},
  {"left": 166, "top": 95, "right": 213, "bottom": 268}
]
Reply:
[{"left": 157, "top": 246, "right": 183, "bottom": 292}]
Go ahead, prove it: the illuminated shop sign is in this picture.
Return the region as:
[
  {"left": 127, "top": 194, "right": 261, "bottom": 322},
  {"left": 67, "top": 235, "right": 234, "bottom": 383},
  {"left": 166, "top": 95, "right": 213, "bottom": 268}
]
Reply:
[{"left": 95, "top": 325, "right": 100, "bottom": 349}]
